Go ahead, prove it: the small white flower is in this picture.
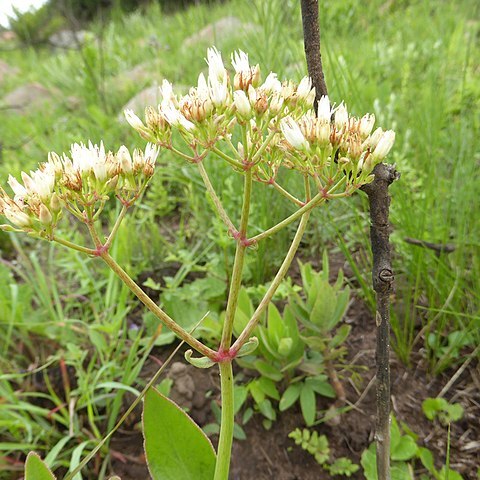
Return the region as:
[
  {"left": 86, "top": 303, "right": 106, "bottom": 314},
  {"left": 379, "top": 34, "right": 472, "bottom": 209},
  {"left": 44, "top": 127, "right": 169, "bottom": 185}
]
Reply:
[
  {"left": 367, "top": 127, "right": 384, "bottom": 149},
  {"left": 4, "top": 207, "right": 31, "bottom": 227},
  {"left": 359, "top": 113, "right": 375, "bottom": 138},
  {"left": 124, "top": 109, "right": 145, "bottom": 130},
  {"left": 261, "top": 72, "right": 282, "bottom": 94},
  {"left": 144, "top": 143, "right": 159, "bottom": 166},
  {"left": 280, "top": 117, "right": 309, "bottom": 150},
  {"left": 208, "top": 76, "right": 228, "bottom": 107},
  {"left": 317, "top": 95, "right": 331, "bottom": 123},
  {"left": 8, "top": 175, "right": 27, "bottom": 198},
  {"left": 160, "top": 80, "right": 176, "bottom": 107},
  {"left": 206, "top": 47, "right": 227, "bottom": 83},
  {"left": 231, "top": 50, "right": 250, "bottom": 73},
  {"left": 372, "top": 130, "right": 395, "bottom": 160},
  {"left": 162, "top": 103, "right": 195, "bottom": 131},
  {"left": 334, "top": 103, "right": 349, "bottom": 130},
  {"left": 234, "top": 90, "right": 251, "bottom": 117},
  {"left": 117, "top": 146, "right": 133, "bottom": 173},
  {"left": 297, "top": 76, "right": 312, "bottom": 101}
]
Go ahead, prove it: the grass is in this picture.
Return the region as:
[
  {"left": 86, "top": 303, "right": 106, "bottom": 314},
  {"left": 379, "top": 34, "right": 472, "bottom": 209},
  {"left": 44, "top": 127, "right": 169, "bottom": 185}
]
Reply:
[{"left": 0, "top": 0, "right": 479, "bottom": 477}]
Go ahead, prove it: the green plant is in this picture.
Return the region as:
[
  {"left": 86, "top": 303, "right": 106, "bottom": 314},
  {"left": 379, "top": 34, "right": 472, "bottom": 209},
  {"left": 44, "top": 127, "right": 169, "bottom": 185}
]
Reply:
[
  {"left": 361, "top": 416, "right": 464, "bottom": 480},
  {"left": 422, "top": 398, "right": 464, "bottom": 426},
  {"left": 8, "top": 4, "right": 64, "bottom": 46},
  {"left": 1, "top": 44, "right": 395, "bottom": 479},
  {"left": 289, "top": 428, "right": 359, "bottom": 476}
]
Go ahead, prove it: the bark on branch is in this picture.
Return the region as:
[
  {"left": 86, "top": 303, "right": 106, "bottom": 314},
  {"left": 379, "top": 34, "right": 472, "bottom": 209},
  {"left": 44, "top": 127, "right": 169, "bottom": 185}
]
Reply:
[
  {"left": 300, "top": 0, "right": 328, "bottom": 108},
  {"left": 361, "top": 163, "right": 399, "bottom": 480},
  {"left": 300, "top": 2, "right": 400, "bottom": 478}
]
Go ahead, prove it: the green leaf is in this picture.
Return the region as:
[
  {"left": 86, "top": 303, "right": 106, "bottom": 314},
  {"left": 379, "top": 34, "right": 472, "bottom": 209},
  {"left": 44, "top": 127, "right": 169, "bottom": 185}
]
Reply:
[
  {"left": 257, "top": 377, "right": 280, "bottom": 400},
  {"left": 391, "top": 435, "right": 418, "bottom": 461},
  {"left": 418, "top": 447, "right": 435, "bottom": 474},
  {"left": 143, "top": 388, "right": 216, "bottom": 480},
  {"left": 330, "top": 324, "right": 351, "bottom": 348},
  {"left": 233, "top": 386, "right": 248, "bottom": 416},
  {"left": 25, "top": 452, "right": 56, "bottom": 480},
  {"left": 184, "top": 350, "right": 215, "bottom": 369},
  {"left": 300, "top": 383, "right": 316, "bottom": 426},
  {"left": 279, "top": 383, "right": 302, "bottom": 411},
  {"left": 306, "top": 376, "right": 336, "bottom": 398},
  {"left": 236, "top": 336, "right": 259, "bottom": 357},
  {"left": 422, "top": 397, "right": 446, "bottom": 420},
  {"left": 253, "top": 359, "right": 283, "bottom": 381},
  {"left": 257, "top": 399, "right": 276, "bottom": 421}
]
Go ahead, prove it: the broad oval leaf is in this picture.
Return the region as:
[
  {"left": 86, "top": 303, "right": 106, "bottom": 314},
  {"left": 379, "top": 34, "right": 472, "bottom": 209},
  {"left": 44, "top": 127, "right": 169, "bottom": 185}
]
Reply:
[
  {"left": 143, "top": 388, "right": 216, "bottom": 480},
  {"left": 279, "top": 383, "right": 302, "bottom": 411},
  {"left": 25, "top": 452, "right": 56, "bottom": 480}
]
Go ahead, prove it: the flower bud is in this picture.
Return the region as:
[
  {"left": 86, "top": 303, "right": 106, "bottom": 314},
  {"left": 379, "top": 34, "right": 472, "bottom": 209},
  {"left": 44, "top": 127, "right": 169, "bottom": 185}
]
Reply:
[
  {"left": 5, "top": 208, "right": 30, "bottom": 228},
  {"left": 50, "top": 193, "right": 61, "bottom": 212},
  {"left": 372, "top": 130, "right": 395, "bottom": 160},
  {"left": 280, "top": 117, "right": 309, "bottom": 150},
  {"left": 233, "top": 90, "right": 251, "bottom": 117},
  {"left": 117, "top": 146, "right": 133, "bottom": 173},
  {"left": 334, "top": 103, "right": 348, "bottom": 130},
  {"left": 317, "top": 95, "right": 331, "bottom": 123},
  {"left": 359, "top": 113, "right": 375, "bottom": 138},
  {"left": 39, "top": 204, "right": 52, "bottom": 225},
  {"left": 124, "top": 109, "right": 144, "bottom": 131}
]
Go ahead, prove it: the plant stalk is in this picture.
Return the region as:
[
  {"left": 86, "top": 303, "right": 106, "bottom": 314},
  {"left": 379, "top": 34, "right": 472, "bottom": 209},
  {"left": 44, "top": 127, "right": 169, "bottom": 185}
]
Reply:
[
  {"left": 220, "top": 169, "right": 252, "bottom": 351},
  {"left": 232, "top": 211, "right": 310, "bottom": 352},
  {"left": 362, "top": 163, "right": 399, "bottom": 480},
  {"left": 213, "top": 361, "right": 234, "bottom": 480},
  {"left": 197, "top": 162, "right": 236, "bottom": 233},
  {"left": 100, "top": 251, "right": 216, "bottom": 359}
]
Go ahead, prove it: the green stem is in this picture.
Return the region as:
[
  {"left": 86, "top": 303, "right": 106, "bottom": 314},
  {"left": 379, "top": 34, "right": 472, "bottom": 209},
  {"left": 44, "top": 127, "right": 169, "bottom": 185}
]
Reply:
[
  {"left": 213, "top": 361, "right": 234, "bottom": 480},
  {"left": 272, "top": 181, "right": 304, "bottom": 206},
  {"left": 251, "top": 129, "right": 276, "bottom": 164},
  {"left": 212, "top": 147, "right": 244, "bottom": 169},
  {"left": 197, "top": 162, "right": 236, "bottom": 233},
  {"left": 52, "top": 236, "right": 97, "bottom": 255},
  {"left": 100, "top": 251, "right": 216, "bottom": 359},
  {"left": 232, "top": 211, "right": 310, "bottom": 352},
  {"left": 104, "top": 204, "right": 128, "bottom": 250},
  {"left": 248, "top": 192, "right": 324, "bottom": 244},
  {"left": 220, "top": 170, "right": 252, "bottom": 350},
  {"left": 248, "top": 174, "right": 346, "bottom": 244}
]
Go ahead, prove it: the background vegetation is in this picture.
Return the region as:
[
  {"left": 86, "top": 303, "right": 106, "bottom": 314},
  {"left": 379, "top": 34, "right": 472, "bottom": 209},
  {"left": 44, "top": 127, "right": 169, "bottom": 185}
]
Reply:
[{"left": 0, "top": 0, "right": 478, "bottom": 478}]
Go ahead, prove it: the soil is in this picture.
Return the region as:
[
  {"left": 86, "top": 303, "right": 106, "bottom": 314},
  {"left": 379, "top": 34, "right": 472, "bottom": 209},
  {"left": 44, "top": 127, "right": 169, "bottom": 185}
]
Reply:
[{"left": 109, "top": 295, "right": 480, "bottom": 480}]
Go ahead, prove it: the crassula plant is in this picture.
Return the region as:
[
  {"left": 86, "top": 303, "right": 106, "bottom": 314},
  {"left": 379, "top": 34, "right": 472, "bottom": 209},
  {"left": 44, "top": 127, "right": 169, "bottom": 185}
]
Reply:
[{"left": 0, "top": 47, "right": 394, "bottom": 480}]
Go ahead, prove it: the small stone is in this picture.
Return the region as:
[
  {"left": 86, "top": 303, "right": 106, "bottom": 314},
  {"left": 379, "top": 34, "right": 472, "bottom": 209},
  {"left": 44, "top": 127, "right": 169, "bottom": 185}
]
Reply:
[
  {"left": 49, "top": 30, "right": 91, "bottom": 49},
  {"left": 1, "top": 82, "right": 53, "bottom": 111}
]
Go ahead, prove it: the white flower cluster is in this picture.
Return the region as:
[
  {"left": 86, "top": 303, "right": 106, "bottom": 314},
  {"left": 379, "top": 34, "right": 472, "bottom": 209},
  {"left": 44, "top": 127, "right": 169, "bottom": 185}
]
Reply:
[
  {"left": 125, "top": 47, "right": 394, "bottom": 188},
  {"left": 0, "top": 142, "right": 158, "bottom": 234}
]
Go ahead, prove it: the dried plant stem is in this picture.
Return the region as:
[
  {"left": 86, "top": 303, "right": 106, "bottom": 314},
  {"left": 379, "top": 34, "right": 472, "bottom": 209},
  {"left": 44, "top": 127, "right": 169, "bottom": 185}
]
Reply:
[
  {"left": 362, "top": 163, "right": 399, "bottom": 480},
  {"left": 300, "top": 0, "right": 328, "bottom": 106}
]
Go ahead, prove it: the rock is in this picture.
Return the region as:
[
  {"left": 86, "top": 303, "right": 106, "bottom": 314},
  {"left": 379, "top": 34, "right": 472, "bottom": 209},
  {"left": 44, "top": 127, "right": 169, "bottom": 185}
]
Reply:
[
  {"left": 118, "top": 84, "right": 162, "bottom": 120},
  {"left": 0, "top": 60, "right": 19, "bottom": 83},
  {"left": 109, "top": 61, "right": 161, "bottom": 94},
  {"left": 183, "top": 16, "right": 259, "bottom": 48},
  {"left": 1, "top": 82, "right": 53, "bottom": 111},
  {"left": 0, "top": 31, "right": 16, "bottom": 42},
  {"left": 49, "top": 30, "right": 91, "bottom": 49}
]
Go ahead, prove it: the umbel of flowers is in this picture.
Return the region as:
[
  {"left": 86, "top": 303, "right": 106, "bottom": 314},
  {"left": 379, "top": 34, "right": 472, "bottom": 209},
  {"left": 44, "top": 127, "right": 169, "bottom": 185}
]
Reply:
[
  {"left": 0, "top": 47, "right": 395, "bottom": 480},
  {"left": 0, "top": 47, "right": 394, "bottom": 240}
]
